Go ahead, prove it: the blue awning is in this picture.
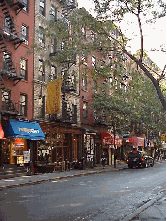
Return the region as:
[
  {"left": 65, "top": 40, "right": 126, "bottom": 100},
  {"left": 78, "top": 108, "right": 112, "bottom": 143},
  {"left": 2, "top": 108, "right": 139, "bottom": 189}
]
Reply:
[{"left": 4, "top": 119, "right": 45, "bottom": 140}]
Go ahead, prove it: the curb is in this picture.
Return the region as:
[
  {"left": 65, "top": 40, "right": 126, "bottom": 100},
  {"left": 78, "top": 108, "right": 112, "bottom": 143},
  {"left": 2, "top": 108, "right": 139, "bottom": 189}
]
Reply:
[{"left": 121, "top": 191, "right": 166, "bottom": 221}]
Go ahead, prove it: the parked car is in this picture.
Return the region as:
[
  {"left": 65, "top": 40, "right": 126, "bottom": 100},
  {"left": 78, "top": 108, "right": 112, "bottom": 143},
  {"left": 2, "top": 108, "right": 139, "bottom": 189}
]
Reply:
[{"left": 126, "top": 151, "right": 154, "bottom": 169}]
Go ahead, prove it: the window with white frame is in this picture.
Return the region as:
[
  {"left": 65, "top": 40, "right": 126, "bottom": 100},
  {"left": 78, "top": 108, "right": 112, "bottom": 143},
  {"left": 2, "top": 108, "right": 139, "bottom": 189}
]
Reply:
[
  {"left": 22, "top": 0, "right": 28, "bottom": 12},
  {"left": 4, "top": 17, "right": 11, "bottom": 33},
  {"left": 20, "top": 94, "right": 27, "bottom": 116},
  {"left": 50, "top": 5, "right": 57, "bottom": 20},
  {"left": 39, "top": 27, "right": 45, "bottom": 47},
  {"left": 21, "top": 24, "right": 28, "bottom": 45},
  {"left": 92, "top": 56, "right": 96, "bottom": 66},
  {"left": 39, "top": 60, "right": 45, "bottom": 81},
  {"left": 39, "top": 0, "right": 45, "bottom": 16},
  {"left": 82, "top": 52, "right": 86, "bottom": 62},
  {"left": 20, "top": 58, "right": 27, "bottom": 80},
  {"left": 81, "top": 27, "right": 86, "bottom": 39},
  {"left": 49, "top": 65, "right": 57, "bottom": 81}
]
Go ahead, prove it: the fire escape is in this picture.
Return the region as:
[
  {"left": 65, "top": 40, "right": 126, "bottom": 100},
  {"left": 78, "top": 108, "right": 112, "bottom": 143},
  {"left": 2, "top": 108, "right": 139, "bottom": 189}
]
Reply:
[
  {"left": 49, "top": 0, "right": 77, "bottom": 124},
  {"left": 0, "top": 0, "right": 25, "bottom": 117}
]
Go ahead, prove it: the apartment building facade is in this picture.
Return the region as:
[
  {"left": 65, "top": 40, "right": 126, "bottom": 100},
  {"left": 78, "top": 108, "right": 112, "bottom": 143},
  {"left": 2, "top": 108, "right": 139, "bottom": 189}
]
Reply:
[
  {"left": 0, "top": 0, "right": 45, "bottom": 167},
  {"left": 33, "top": 0, "right": 82, "bottom": 166}
]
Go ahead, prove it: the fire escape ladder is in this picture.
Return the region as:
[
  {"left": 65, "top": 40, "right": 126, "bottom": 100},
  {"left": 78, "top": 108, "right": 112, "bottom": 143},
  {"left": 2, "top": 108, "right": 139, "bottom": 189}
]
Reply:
[
  {"left": 0, "top": 0, "right": 24, "bottom": 46},
  {"left": 0, "top": 30, "right": 23, "bottom": 83}
]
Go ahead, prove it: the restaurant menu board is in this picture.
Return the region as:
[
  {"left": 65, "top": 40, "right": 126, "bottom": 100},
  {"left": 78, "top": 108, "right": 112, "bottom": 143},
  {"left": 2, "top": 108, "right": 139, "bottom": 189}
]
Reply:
[{"left": 23, "top": 151, "right": 30, "bottom": 163}]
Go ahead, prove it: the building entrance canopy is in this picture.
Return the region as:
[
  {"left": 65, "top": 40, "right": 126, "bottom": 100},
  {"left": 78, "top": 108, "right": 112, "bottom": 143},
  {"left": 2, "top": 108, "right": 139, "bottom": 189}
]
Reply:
[{"left": 4, "top": 119, "right": 45, "bottom": 140}]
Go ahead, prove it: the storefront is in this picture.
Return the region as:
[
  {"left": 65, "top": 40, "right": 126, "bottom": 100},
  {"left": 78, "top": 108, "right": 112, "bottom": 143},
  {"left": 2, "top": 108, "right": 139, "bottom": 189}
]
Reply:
[
  {"left": 101, "top": 133, "right": 122, "bottom": 165},
  {"left": 3, "top": 119, "right": 45, "bottom": 166},
  {"left": 82, "top": 128, "right": 97, "bottom": 167},
  {"left": 39, "top": 122, "right": 82, "bottom": 167}
]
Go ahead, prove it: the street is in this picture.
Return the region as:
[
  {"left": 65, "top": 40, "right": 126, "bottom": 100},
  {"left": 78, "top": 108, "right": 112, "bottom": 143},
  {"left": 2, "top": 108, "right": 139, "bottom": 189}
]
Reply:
[{"left": 0, "top": 162, "right": 166, "bottom": 221}]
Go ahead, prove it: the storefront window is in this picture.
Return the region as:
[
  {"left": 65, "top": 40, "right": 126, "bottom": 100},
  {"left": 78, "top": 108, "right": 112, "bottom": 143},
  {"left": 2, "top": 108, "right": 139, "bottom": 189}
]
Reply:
[{"left": 84, "top": 134, "right": 94, "bottom": 155}]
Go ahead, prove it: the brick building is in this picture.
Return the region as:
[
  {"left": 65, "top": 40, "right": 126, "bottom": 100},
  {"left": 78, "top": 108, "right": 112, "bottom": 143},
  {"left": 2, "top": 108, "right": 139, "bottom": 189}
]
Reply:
[{"left": 0, "top": 0, "right": 45, "bottom": 167}]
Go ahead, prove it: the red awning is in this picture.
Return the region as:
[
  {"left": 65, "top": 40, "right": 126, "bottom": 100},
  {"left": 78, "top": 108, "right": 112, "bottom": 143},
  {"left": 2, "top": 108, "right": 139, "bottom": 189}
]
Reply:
[
  {"left": 101, "top": 133, "right": 122, "bottom": 146},
  {"left": 0, "top": 123, "right": 5, "bottom": 139}
]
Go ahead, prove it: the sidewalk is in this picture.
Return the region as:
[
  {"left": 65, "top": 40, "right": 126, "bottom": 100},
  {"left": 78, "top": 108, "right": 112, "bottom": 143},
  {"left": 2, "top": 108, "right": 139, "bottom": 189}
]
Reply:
[
  {"left": 131, "top": 194, "right": 166, "bottom": 221},
  {"left": 0, "top": 162, "right": 127, "bottom": 190}
]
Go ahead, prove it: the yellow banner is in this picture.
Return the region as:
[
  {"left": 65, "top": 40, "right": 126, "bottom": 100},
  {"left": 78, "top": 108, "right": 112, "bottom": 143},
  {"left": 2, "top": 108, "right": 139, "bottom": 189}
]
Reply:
[
  {"left": 161, "top": 134, "right": 166, "bottom": 142},
  {"left": 46, "top": 77, "right": 61, "bottom": 114}
]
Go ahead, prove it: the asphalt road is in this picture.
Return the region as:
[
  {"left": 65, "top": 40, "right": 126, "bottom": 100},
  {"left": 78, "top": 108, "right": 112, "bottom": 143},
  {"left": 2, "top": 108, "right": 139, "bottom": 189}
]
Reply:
[{"left": 0, "top": 162, "right": 166, "bottom": 221}]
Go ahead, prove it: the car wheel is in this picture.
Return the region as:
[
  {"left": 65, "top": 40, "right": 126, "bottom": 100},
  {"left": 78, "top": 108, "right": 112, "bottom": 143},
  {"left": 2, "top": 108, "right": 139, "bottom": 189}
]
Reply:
[{"left": 128, "top": 165, "right": 133, "bottom": 169}]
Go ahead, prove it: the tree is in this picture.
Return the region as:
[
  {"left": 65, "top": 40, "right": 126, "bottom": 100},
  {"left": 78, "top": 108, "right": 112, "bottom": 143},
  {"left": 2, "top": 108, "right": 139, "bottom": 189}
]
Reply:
[{"left": 92, "top": 0, "right": 166, "bottom": 111}]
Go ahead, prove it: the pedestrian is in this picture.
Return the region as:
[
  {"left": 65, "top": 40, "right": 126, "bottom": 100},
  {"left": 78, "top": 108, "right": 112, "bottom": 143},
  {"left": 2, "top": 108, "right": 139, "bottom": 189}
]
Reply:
[{"left": 101, "top": 152, "right": 106, "bottom": 169}]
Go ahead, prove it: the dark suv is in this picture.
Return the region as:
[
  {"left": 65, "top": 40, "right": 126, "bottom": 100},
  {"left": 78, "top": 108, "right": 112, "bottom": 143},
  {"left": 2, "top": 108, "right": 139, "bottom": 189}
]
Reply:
[{"left": 127, "top": 151, "right": 154, "bottom": 169}]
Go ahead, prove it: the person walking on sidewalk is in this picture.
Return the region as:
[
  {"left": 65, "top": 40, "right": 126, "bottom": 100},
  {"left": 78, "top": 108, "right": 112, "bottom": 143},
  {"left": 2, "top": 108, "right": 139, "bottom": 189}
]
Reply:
[{"left": 101, "top": 152, "right": 106, "bottom": 169}]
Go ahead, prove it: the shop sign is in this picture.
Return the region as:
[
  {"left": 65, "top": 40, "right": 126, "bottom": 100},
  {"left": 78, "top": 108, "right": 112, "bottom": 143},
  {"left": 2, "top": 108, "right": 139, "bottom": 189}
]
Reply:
[
  {"left": 15, "top": 138, "right": 24, "bottom": 146},
  {"left": 101, "top": 133, "right": 114, "bottom": 145},
  {"left": 127, "top": 137, "right": 133, "bottom": 143},
  {"left": 18, "top": 127, "right": 40, "bottom": 134},
  {"left": 137, "top": 137, "right": 144, "bottom": 147},
  {"left": 23, "top": 151, "right": 30, "bottom": 163}
]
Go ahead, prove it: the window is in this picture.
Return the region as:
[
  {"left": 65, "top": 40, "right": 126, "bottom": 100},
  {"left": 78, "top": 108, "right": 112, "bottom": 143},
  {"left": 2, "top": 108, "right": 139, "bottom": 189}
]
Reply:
[
  {"left": 39, "top": 0, "right": 45, "bottom": 16},
  {"left": 51, "top": 39, "right": 57, "bottom": 54},
  {"left": 21, "top": 24, "right": 28, "bottom": 45},
  {"left": 72, "top": 104, "right": 77, "bottom": 123},
  {"left": 81, "top": 27, "right": 86, "bottom": 39},
  {"left": 20, "top": 58, "right": 27, "bottom": 80},
  {"left": 50, "top": 5, "right": 57, "bottom": 20},
  {"left": 39, "top": 27, "right": 45, "bottom": 47},
  {"left": 3, "top": 54, "right": 10, "bottom": 70},
  {"left": 82, "top": 75, "right": 87, "bottom": 90},
  {"left": 22, "top": 0, "right": 29, "bottom": 12},
  {"left": 82, "top": 52, "right": 85, "bottom": 61},
  {"left": 61, "top": 41, "right": 65, "bottom": 50},
  {"left": 91, "top": 31, "right": 95, "bottom": 41},
  {"left": 20, "top": 94, "right": 27, "bottom": 116},
  {"left": 92, "top": 56, "right": 96, "bottom": 66},
  {"left": 61, "top": 70, "right": 68, "bottom": 81},
  {"left": 2, "top": 90, "right": 10, "bottom": 111},
  {"left": 4, "top": 17, "right": 12, "bottom": 33},
  {"left": 39, "top": 60, "right": 45, "bottom": 81},
  {"left": 49, "top": 65, "right": 57, "bottom": 81},
  {"left": 83, "top": 102, "right": 88, "bottom": 118}
]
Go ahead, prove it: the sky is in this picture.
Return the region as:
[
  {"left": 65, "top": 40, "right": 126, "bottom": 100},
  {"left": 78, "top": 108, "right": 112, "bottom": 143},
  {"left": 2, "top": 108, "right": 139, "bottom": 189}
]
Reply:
[{"left": 77, "top": 0, "right": 166, "bottom": 70}]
